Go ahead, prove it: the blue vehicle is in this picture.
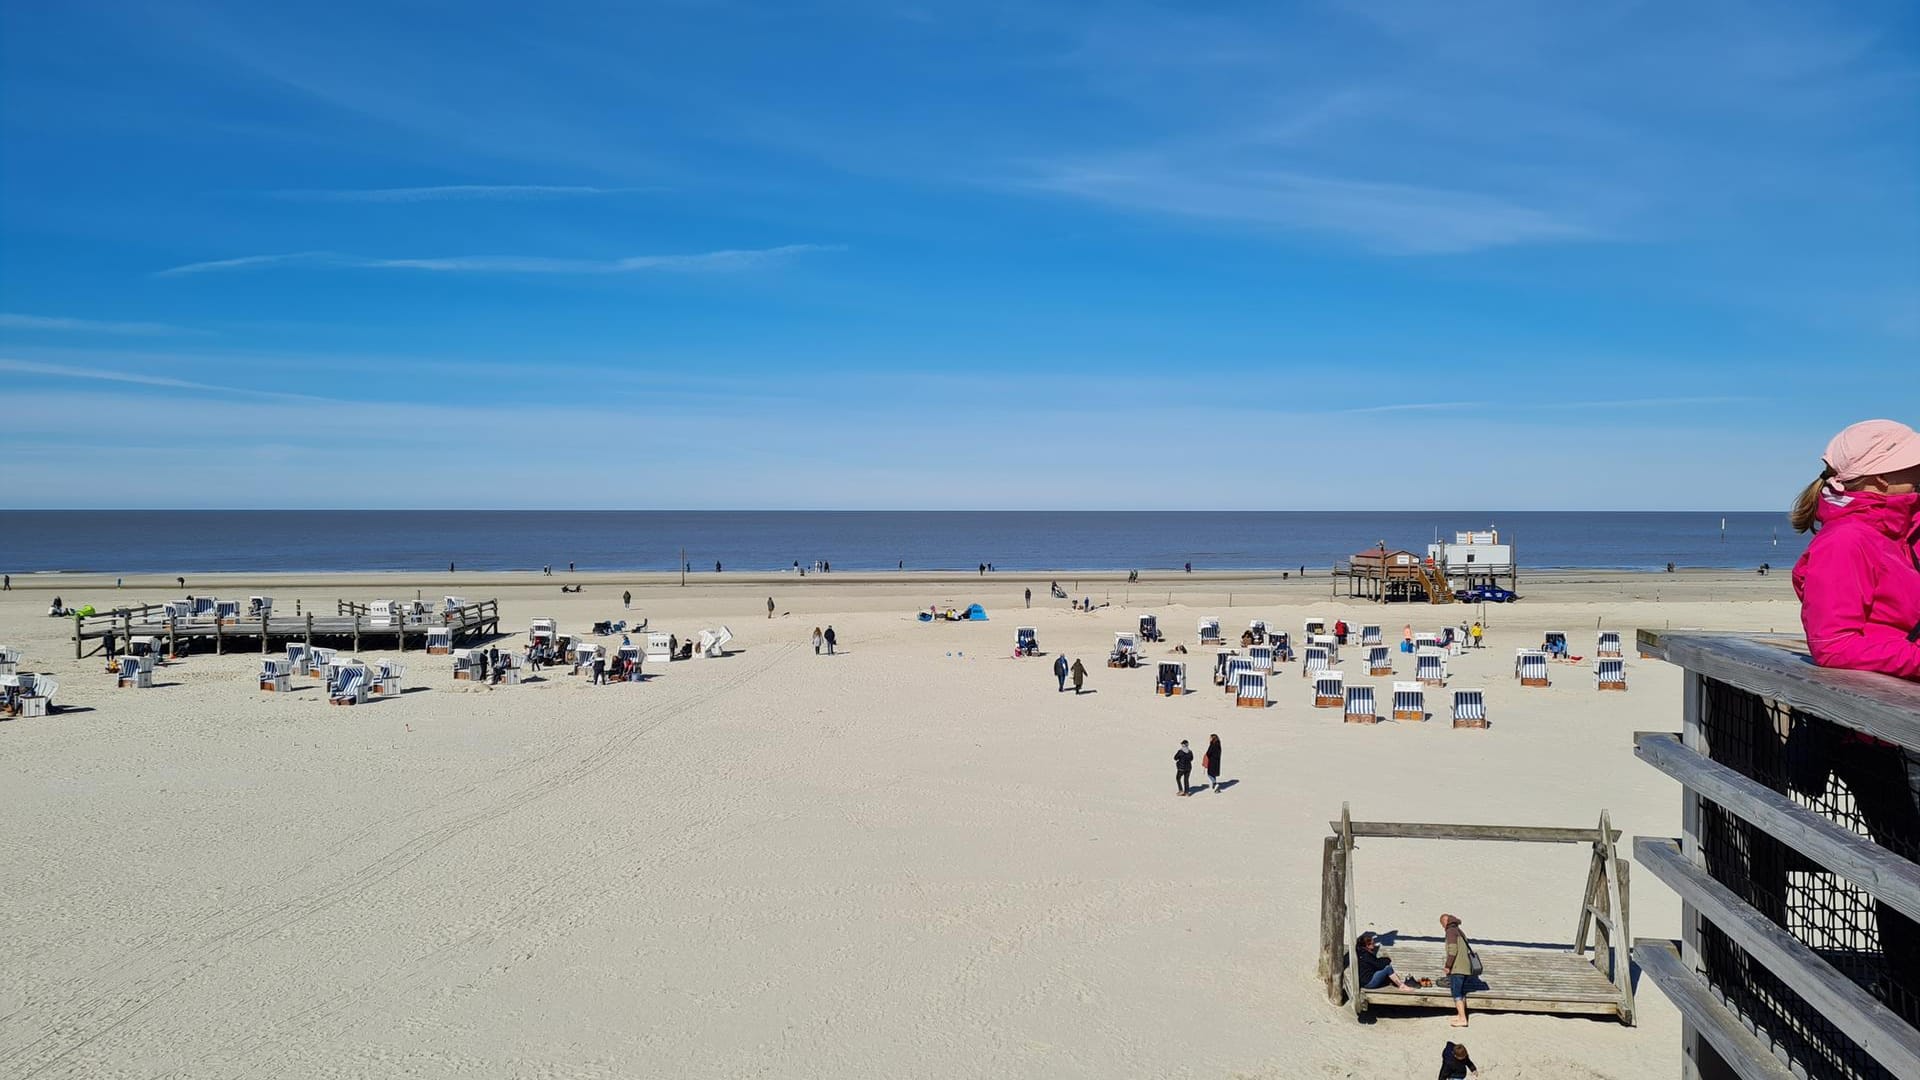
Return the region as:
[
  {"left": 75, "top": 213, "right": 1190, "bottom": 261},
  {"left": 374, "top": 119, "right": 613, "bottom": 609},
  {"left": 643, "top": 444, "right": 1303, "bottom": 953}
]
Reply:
[{"left": 1456, "top": 585, "right": 1518, "bottom": 603}]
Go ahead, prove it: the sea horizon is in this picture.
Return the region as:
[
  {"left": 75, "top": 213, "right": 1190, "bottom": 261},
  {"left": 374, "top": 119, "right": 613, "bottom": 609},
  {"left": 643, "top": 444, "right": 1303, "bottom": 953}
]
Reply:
[{"left": 1, "top": 509, "right": 1805, "bottom": 575}]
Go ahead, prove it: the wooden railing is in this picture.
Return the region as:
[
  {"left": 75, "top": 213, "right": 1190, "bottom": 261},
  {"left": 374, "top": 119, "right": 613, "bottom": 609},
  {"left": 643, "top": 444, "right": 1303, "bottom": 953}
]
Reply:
[{"left": 1634, "top": 630, "right": 1920, "bottom": 1080}]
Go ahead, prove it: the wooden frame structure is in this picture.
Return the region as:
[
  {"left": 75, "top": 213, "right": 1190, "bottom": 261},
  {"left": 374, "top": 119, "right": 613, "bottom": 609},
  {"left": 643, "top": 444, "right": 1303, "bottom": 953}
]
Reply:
[
  {"left": 1633, "top": 630, "right": 1920, "bottom": 1080},
  {"left": 1319, "top": 803, "right": 1635, "bottom": 1023},
  {"left": 72, "top": 598, "right": 500, "bottom": 659}
]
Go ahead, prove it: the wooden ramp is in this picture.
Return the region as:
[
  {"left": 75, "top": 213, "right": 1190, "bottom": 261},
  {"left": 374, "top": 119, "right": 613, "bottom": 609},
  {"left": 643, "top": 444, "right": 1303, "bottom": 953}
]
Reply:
[{"left": 1357, "top": 939, "right": 1625, "bottom": 1017}]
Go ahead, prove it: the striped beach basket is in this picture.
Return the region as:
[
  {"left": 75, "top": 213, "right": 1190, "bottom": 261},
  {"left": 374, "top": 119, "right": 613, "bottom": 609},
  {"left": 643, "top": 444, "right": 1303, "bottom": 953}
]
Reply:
[
  {"left": 1597, "top": 630, "right": 1623, "bottom": 658},
  {"left": 1249, "top": 645, "right": 1274, "bottom": 673},
  {"left": 1235, "top": 670, "right": 1269, "bottom": 708},
  {"left": 260, "top": 658, "right": 290, "bottom": 693},
  {"left": 1452, "top": 688, "right": 1488, "bottom": 729},
  {"left": 1223, "top": 658, "right": 1254, "bottom": 695},
  {"left": 1517, "top": 650, "right": 1550, "bottom": 688},
  {"left": 1302, "top": 646, "right": 1329, "bottom": 678},
  {"left": 1391, "top": 681, "right": 1426, "bottom": 722},
  {"left": 1313, "top": 669, "right": 1345, "bottom": 709},
  {"left": 1415, "top": 647, "right": 1447, "bottom": 687},
  {"left": 1595, "top": 657, "right": 1628, "bottom": 691},
  {"left": 1343, "top": 684, "right": 1377, "bottom": 724},
  {"left": 1366, "top": 645, "right": 1393, "bottom": 677},
  {"left": 1361, "top": 624, "right": 1383, "bottom": 646}
]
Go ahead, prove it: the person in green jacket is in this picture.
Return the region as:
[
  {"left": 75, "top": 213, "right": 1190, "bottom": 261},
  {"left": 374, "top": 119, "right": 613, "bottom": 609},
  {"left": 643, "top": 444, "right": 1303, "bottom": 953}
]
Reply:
[{"left": 1441, "top": 913, "right": 1473, "bottom": 1027}]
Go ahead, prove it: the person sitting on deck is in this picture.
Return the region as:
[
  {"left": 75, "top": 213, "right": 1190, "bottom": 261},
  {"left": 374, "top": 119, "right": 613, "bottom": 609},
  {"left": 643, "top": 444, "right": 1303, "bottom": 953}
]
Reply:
[{"left": 1354, "top": 932, "right": 1408, "bottom": 990}]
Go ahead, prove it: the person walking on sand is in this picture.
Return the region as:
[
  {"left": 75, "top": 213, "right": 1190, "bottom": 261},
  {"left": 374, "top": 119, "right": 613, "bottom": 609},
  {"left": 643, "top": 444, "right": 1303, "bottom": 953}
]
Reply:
[
  {"left": 824, "top": 625, "right": 837, "bottom": 655},
  {"left": 1054, "top": 653, "right": 1069, "bottom": 692},
  {"left": 1174, "top": 739, "right": 1194, "bottom": 796},
  {"left": 811, "top": 627, "right": 823, "bottom": 655},
  {"left": 1441, "top": 913, "right": 1475, "bottom": 1027},
  {"left": 1470, "top": 622, "right": 1483, "bottom": 649},
  {"left": 623, "top": 590, "right": 631, "bottom": 610},
  {"left": 1025, "top": 587, "right": 1031, "bottom": 608},
  {"left": 767, "top": 596, "right": 776, "bottom": 619},
  {"left": 2, "top": 574, "right": 8, "bottom": 590},
  {"left": 1203, "top": 733, "right": 1223, "bottom": 792},
  {"left": 1070, "top": 657, "right": 1087, "bottom": 694}
]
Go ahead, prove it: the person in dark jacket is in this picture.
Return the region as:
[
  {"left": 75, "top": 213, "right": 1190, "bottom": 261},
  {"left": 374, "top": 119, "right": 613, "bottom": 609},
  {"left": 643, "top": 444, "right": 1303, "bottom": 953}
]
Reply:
[
  {"left": 823, "top": 625, "right": 837, "bottom": 655},
  {"left": 1203, "top": 734, "right": 1223, "bottom": 792},
  {"left": 623, "top": 590, "right": 631, "bottom": 609},
  {"left": 1054, "top": 654, "right": 1069, "bottom": 692},
  {"left": 1438, "top": 1041, "right": 1478, "bottom": 1079},
  {"left": 1355, "top": 932, "right": 1408, "bottom": 989},
  {"left": 1070, "top": 658, "right": 1088, "bottom": 694},
  {"left": 1174, "top": 740, "right": 1194, "bottom": 796}
]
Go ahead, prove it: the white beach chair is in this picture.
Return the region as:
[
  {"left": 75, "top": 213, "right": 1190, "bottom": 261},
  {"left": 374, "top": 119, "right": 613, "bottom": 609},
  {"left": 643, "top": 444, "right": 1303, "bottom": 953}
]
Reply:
[
  {"left": 374, "top": 660, "right": 405, "bottom": 695},
  {"left": 309, "top": 647, "right": 338, "bottom": 684},
  {"left": 1304, "top": 616, "right": 1328, "bottom": 637},
  {"left": 1518, "top": 650, "right": 1550, "bottom": 687},
  {"left": 1360, "top": 624, "right": 1383, "bottom": 646},
  {"left": 1344, "top": 684, "right": 1378, "bottom": 724},
  {"left": 1302, "top": 645, "right": 1330, "bottom": 678},
  {"left": 1248, "top": 645, "right": 1274, "bottom": 673},
  {"left": 117, "top": 655, "right": 152, "bottom": 689},
  {"left": 1597, "top": 630, "right": 1623, "bottom": 658},
  {"left": 1414, "top": 631, "right": 1441, "bottom": 651},
  {"left": 1366, "top": 645, "right": 1393, "bottom": 677},
  {"left": 1199, "top": 617, "right": 1221, "bottom": 645},
  {"left": 1110, "top": 632, "right": 1140, "bottom": 668},
  {"left": 0, "top": 646, "right": 17, "bottom": 678},
  {"left": 1310, "top": 634, "right": 1339, "bottom": 662},
  {"left": 644, "top": 632, "right": 673, "bottom": 663},
  {"left": 1452, "top": 688, "right": 1488, "bottom": 729},
  {"left": 260, "top": 658, "right": 290, "bottom": 692},
  {"left": 247, "top": 596, "right": 272, "bottom": 618},
  {"left": 573, "top": 643, "right": 601, "bottom": 676},
  {"left": 1235, "top": 670, "right": 1269, "bottom": 708},
  {"left": 328, "top": 665, "right": 368, "bottom": 705},
  {"left": 502, "top": 652, "right": 523, "bottom": 685},
  {"left": 287, "top": 642, "right": 309, "bottom": 676},
  {"left": 1595, "top": 657, "right": 1628, "bottom": 691},
  {"left": 1155, "top": 661, "right": 1187, "bottom": 696},
  {"left": 1222, "top": 658, "right": 1254, "bottom": 695},
  {"left": 1416, "top": 647, "right": 1447, "bottom": 687},
  {"left": 10, "top": 673, "right": 56, "bottom": 717},
  {"left": 425, "top": 626, "right": 453, "bottom": 655},
  {"left": 1392, "top": 681, "right": 1427, "bottom": 722},
  {"left": 453, "top": 648, "right": 478, "bottom": 681},
  {"left": 1313, "top": 669, "right": 1345, "bottom": 709},
  {"left": 137, "top": 652, "right": 156, "bottom": 674},
  {"left": 698, "top": 626, "right": 733, "bottom": 658},
  {"left": 214, "top": 599, "right": 240, "bottom": 623}
]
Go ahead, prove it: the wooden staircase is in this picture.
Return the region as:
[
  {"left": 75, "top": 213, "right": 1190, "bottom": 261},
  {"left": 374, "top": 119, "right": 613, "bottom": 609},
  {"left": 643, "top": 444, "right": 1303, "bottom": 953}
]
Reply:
[{"left": 1417, "top": 562, "right": 1455, "bottom": 604}]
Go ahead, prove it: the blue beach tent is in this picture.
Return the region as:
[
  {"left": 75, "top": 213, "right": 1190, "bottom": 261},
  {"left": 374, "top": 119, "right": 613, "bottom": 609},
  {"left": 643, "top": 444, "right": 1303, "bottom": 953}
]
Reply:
[{"left": 965, "top": 603, "right": 988, "bottom": 621}]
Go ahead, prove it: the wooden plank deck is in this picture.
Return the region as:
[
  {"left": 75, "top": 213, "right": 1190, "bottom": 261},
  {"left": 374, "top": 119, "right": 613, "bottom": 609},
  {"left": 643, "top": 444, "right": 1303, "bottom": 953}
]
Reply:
[
  {"left": 1356, "top": 939, "right": 1625, "bottom": 1017},
  {"left": 71, "top": 600, "right": 502, "bottom": 658}
]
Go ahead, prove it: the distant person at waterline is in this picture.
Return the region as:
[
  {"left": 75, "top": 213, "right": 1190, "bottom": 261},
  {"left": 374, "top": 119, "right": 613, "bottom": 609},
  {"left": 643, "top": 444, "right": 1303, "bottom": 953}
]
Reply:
[{"left": 767, "top": 596, "right": 776, "bottom": 619}]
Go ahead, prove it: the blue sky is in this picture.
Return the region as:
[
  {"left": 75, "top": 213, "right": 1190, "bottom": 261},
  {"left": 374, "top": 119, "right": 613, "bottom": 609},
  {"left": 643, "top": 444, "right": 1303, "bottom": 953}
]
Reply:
[{"left": 1, "top": 0, "right": 1914, "bottom": 509}]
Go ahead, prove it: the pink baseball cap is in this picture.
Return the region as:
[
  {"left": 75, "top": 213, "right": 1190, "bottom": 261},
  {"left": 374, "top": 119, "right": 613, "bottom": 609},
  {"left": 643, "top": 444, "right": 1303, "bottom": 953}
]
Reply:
[{"left": 1824, "top": 419, "right": 1920, "bottom": 481}]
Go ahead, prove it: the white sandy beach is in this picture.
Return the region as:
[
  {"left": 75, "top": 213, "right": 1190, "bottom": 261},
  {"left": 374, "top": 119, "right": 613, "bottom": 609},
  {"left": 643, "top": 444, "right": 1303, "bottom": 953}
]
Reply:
[{"left": 0, "top": 569, "right": 1803, "bottom": 1078}]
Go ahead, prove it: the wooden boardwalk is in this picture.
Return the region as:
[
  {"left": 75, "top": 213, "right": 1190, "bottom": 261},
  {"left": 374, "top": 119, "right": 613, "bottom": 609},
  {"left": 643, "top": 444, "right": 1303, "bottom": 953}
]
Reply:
[
  {"left": 1356, "top": 939, "right": 1626, "bottom": 1017},
  {"left": 72, "top": 599, "right": 502, "bottom": 658}
]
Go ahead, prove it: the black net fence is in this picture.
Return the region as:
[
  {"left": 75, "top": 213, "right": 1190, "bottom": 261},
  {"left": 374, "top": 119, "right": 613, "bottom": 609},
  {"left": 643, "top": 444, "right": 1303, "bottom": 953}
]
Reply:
[{"left": 1694, "top": 677, "right": 1920, "bottom": 1080}]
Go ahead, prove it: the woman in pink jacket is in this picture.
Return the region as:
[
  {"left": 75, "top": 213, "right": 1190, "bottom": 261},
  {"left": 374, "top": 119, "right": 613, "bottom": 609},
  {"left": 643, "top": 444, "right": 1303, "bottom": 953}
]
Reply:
[{"left": 1791, "top": 419, "right": 1920, "bottom": 680}]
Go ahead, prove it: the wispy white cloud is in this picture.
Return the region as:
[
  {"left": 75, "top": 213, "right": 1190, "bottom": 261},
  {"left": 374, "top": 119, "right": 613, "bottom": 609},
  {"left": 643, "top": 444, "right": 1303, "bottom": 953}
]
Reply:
[
  {"left": 0, "top": 358, "right": 328, "bottom": 402},
  {"left": 157, "top": 245, "right": 842, "bottom": 277},
  {"left": 1021, "top": 160, "right": 1591, "bottom": 254},
  {"left": 270, "top": 184, "right": 647, "bottom": 202},
  {"left": 0, "top": 313, "right": 202, "bottom": 336}
]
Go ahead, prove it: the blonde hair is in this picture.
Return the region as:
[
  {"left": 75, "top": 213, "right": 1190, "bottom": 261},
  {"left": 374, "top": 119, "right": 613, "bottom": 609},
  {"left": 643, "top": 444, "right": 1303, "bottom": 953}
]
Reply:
[{"left": 1790, "top": 467, "right": 1837, "bottom": 534}]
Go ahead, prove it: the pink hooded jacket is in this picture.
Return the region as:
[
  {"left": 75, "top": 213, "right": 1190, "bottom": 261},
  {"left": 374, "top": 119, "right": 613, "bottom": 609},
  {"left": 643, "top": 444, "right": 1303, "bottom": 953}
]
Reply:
[{"left": 1792, "top": 489, "right": 1920, "bottom": 679}]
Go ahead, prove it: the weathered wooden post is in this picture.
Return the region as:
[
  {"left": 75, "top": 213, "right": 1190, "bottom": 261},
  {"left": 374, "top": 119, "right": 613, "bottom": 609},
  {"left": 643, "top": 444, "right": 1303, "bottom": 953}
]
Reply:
[
  {"left": 261, "top": 611, "right": 270, "bottom": 654},
  {"left": 168, "top": 618, "right": 177, "bottom": 660},
  {"left": 353, "top": 614, "right": 361, "bottom": 653},
  {"left": 214, "top": 616, "right": 223, "bottom": 655},
  {"left": 305, "top": 613, "right": 313, "bottom": 656},
  {"left": 1318, "top": 833, "right": 1346, "bottom": 1004}
]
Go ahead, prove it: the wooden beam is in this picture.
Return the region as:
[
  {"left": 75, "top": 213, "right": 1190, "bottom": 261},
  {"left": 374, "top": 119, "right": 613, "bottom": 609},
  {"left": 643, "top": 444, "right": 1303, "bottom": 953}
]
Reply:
[
  {"left": 1634, "top": 940, "right": 1796, "bottom": 1080},
  {"left": 1637, "top": 631, "right": 1920, "bottom": 751},
  {"left": 1341, "top": 804, "right": 1359, "bottom": 1016},
  {"left": 1636, "top": 840, "right": 1920, "bottom": 1076},
  {"left": 1635, "top": 732, "right": 1920, "bottom": 923},
  {"left": 1327, "top": 821, "right": 1619, "bottom": 844}
]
